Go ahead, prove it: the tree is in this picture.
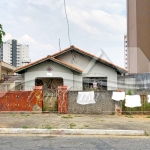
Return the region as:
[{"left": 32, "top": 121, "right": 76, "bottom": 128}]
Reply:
[{"left": 0, "top": 24, "right": 5, "bottom": 44}]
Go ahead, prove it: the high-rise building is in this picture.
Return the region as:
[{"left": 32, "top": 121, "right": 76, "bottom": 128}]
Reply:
[
  {"left": 0, "top": 39, "right": 31, "bottom": 67},
  {"left": 124, "top": 35, "right": 128, "bottom": 70},
  {"left": 126, "top": 0, "right": 150, "bottom": 73}
]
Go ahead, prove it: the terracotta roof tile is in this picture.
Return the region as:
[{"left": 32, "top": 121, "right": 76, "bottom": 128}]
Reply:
[
  {"left": 47, "top": 56, "right": 82, "bottom": 73},
  {"left": 51, "top": 45, "right": 128, "bottom": 73},
  {"left": 14, "top": 55, "right": 82, "bottom": 73},
  {"left": 15, "top": 45, "right": 127, "bottom": 74}
]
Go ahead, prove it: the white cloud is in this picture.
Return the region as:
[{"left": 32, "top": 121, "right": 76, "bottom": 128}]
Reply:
[
  {"left": 65, "top": 6, "right": 126, "bottom": 38},
  {"left": 3, "top": 34, "right": 55, "bottom": 62},
  {"left": 21, "top": 17, "right": 31, "bottom": 22},
  {"left": 0, "top": 0, "right": 126, "bottom": 68},
  {"left": 18, "top": 34, "right": 55, "bottom": 61},
  {"left": 2, "top": 34, "right": 12, "bottom": 41}
]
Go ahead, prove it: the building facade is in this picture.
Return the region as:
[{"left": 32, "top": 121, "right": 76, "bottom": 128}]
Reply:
[
  {"left": 15, "top": 46, "right": 127, "bottom": 91},
  {"left": 124, "top": 35, "right": 128, "bottom": 70},
  {"left": 126, "top": 0, "right": 150, "bottom": 73},
  {"left": 0, "top": 39, "right": 31, "bottom": 67}
]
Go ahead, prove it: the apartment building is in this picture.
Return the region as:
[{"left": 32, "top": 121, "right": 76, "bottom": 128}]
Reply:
[
  {"left": 124, "top": 35, "right": 128, "bottom": 70},
  {"left": 126, "top": 0, "right": 150, "bottom": 73},
  {"left": 0, "top": 39, "right": 31, "bottom": 67}
]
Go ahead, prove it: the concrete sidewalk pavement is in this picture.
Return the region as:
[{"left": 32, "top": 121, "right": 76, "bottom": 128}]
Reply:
[{"left": 0, "top": 113, "right": 149, "bottom": 136}]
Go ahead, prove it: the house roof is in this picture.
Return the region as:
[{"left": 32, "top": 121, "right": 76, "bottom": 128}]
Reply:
[
  {"left": 0, "top": 61, "right": 16, "bottom": 72},
  {"left": 15, "top": 45, "right": 127, "bottom": 74},
  {"left": 15, "top": 55, "right": 82, "bottom": 73},
  {"left": 51, "top": 45, "right": 128, "bottom": 74}
]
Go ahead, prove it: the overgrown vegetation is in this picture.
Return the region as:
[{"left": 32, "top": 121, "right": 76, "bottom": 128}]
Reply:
[
  {"left": 22, "top": 125, "right": 28, "bottom": 129},
  {"left": 69, "top": 123, "right": 76, "bottom": 129},
  {"left": 0, "top": 24, "right": 5, "bottom": 44},
  {"left": 45, "top": 125, "right": 52, "bottom": 129},
  {"left": 61, "top": 115, "right": 73, "bottom": 119},
  {"left": 126, "top": 89, "right": 132, "bottom": 95}
]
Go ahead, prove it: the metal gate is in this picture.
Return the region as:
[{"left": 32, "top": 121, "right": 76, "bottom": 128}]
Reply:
[{"left": 35, "top": 78, "right": 63, "bottom": 112}]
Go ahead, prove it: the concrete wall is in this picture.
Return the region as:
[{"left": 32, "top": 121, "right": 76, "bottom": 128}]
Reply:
[
  {"left": 68, "top": 91, "right": 116, "bottom": 114},
  {"left": 0, "top": 87, "right": 43, "bottom": 112},
  {"left": 56, "top": 51, "right": 118, "bottom": 90}
]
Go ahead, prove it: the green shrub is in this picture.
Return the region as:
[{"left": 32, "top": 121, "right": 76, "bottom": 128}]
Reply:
[{"left": 126, "top": 89, "right": 132, "bottom": 95}]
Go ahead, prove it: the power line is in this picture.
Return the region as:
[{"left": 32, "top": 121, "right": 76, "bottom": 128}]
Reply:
[
  {"left": 59, "top": 39, "right": 61, "bottom": 51},
  {"left": 64, "top": 0, "right": 71, "bottom": 46}
]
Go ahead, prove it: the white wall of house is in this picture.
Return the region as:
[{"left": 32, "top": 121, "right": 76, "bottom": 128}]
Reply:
[
  {"left": 24, "top": 60, "right": 81, "bottom": 90},
  {"left": 21, "top": 50, "right": 119, "bottom": 91},
  {"left": 56, "top": 51, "right": 117, "bottom": 90}
]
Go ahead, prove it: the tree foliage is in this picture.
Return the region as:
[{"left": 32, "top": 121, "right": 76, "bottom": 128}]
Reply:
[{"left": 0, "top": 24, "right": 5, "bottom": 44}]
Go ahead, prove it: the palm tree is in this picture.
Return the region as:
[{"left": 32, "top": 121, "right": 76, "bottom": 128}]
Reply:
[{"left": 0, "top": 24, "right": 5, "bottom": 44}]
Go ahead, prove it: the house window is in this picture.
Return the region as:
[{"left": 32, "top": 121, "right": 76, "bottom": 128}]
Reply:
[{"left": 83, "top": 77, "right": 107, "bottom": 90}]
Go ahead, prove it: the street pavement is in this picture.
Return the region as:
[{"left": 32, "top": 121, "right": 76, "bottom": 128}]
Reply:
[
  {"left": 0, "top": 113, "right": 150, "bottom": 135},
  {"left": 0, "top": 135, "right": 150, "bottom": 150}
]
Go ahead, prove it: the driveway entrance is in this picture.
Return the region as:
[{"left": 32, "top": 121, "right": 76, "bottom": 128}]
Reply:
[{"left": 35, "top": 78, "right": 63, "bottom": 112}]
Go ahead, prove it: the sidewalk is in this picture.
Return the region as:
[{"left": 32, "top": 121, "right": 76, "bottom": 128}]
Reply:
[{"left": 0, "top": 113, "right": 150, "bottom": 135}]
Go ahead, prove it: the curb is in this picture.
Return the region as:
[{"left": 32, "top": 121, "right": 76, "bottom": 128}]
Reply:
[{"left": 0, "top": 128, "right": 145, "bottom": 136}]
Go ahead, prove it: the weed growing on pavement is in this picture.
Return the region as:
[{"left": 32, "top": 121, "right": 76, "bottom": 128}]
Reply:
[
  {"left": 125, "top": 115, "right": 134, "bottom": 118},
  {"left": 111, "top": 112, "right": 115, "bottom": 115},
  {"left": 22, "top": 125, "right": 28, "bottom": 129},
  {"left": 61, "top": 115, "right": 73, "bottom": 119},
  {"left": 84, "top": 125, "right": 89, "bottom": 128},
  {"left": 69, "top": 123, "right": 76, "bottom": 129},
  {"left": 145, "top": 131, "right": 149, "bottom": 136},
  {"left": 45, "top": 125, "right": 52, "bottom": 129},
  {"left": 9, "top": 113, "right": 16, "bottom": 116},
  {"left": 21, "top": 114, "right": 30, "bottom": 117},
  {"left": 74, "top": 115, "right": 82, "bottom": 117}
]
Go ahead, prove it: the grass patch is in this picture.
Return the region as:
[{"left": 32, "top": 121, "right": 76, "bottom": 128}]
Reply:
[
  {"left": 69, "top": 123, "right": 76, "bottom": 129},
  {"left": 111, "top": 112, "right": 115, "bottom": 115},
  {"left": 84, "top": 125, "right": 89, "bottom": 128},
  {"left": 61, "top": 115, "right": 73, "bottom": 119},
  {"left": 21, "top": 114, "right": 30, "bottom": 117},
  {"left": 125, "top": 115, "right": 134, "bottom": 118},
  {"left": 9, "top": 113, "right": 16, "bottom": 116},
  {"left": 45, "top": 125, "right": 52, "bottom": 129},
  {"left": 145, "top": 131, "right": 149, "bottom": 136},
  {"left": 146, "top": 116, "right": 150, "bottom": 118},
  {"left": 74, "top": 115, "right": 82, "bottom": 117},
  {"left": 22, "top": 125, "right": 28, "bottom": 129}
]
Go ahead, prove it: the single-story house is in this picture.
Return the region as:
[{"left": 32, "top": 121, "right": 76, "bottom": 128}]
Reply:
[
  {"left": 15, "top": 46, "right": 127, "bottom": 91},
  {"left": 0, "top": 61, "right": 24, "bottom": 91}
]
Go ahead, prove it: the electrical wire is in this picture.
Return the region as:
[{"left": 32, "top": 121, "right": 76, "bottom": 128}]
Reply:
[
  {"left": 59, "top": 39, "right": 61, "bottom": 51},
  {"left": 64, "top": 0, "right": 77, "bottom": 63},
  {"left": 64, "top": 0, "right": 71, "bottom": 46}
]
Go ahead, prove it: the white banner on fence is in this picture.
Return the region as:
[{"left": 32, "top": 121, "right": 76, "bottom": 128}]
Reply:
[{"left": 77, "top": 91, "right": 95, "bottom": 105}]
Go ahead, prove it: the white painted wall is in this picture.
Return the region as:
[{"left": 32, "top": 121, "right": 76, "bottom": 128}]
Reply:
[
  {"left": 23, "top": 51, "right": 118, "bottom": 91},
  {"left": 24, "top": 60, "right": 79, "bottom": 90},
  {"left": 56, "top": 51, "right": 117, "bottom": 90}
]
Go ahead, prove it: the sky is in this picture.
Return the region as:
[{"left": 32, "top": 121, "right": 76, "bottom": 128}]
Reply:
[{"left": 0, "top": 0, "right": 126, "bottom": 68}]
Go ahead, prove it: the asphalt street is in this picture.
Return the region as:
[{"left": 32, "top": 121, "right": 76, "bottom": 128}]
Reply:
[{"left": 0, "top": 135, "right": 150, "bottom": 150}]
